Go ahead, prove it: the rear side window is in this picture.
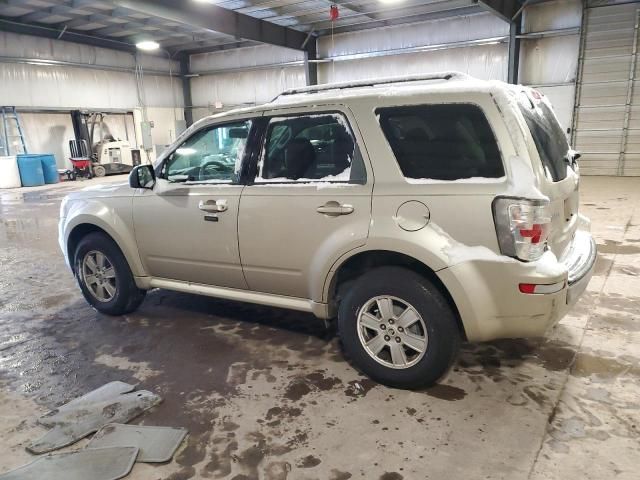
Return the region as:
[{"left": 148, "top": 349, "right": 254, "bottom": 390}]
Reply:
[
  {"left": 257, "top": 113, "right": 366, "bottom": 184},
  {"left": 518, "top": 96, "right": 569, "bottom": 182},
  {"left": 377, "top": 104, "right": 504, "bottom": 181}
]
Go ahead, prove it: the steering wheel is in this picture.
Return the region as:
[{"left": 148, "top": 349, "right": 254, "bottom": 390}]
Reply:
[{"left": 198, "top": 159, "right": 230, "bottom": 180}]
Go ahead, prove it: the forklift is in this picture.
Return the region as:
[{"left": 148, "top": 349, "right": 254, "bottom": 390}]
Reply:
[{"left": 69, "top": 110, "right": 141, "bottom": 178}]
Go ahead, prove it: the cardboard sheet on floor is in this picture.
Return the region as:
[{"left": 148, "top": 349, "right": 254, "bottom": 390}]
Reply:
[
  {"left": 28, "top": 390, "right": 162, "bottom": 454},
  {"left": 88, "top": 424, "right": 188, "bottom": 463},
  {"left": 0, "top": 446, "right": 138, "bottom": 480}
]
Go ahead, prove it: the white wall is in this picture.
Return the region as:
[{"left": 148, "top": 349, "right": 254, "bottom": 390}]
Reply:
[
  {"left": 519, "top": 0, "right": 582, "bottom": 131},
  {"left": 190, "top": 44, "right": 305, "bottom": 110},
  {"left": 19, "top": 113, "right": 74, "bottom": 166},
  {"left": 187, "top": 3, "right": 582, "bottom": 126},
  {"left": 189, "top": 13, "right": 510, "bottom": 110},
  {"left": 318, "top": 13, "right": 509, "bottom": 83},
  {"left": 191, "top": 67, "right": 305, "bottom": 110},
  {"left": 0, "top": 32, "right": 182, "bottom": 110},
  {"left": 0, "top": 32, "right": 183, "bottom": 167},
  {"left": 318, "top": 45, "right": 508, "bottom": 84},
  {"left": 519, "top": 0, "right": 582, "bottom": 85},
  {"left": 1, "top": 2, "right": 584, "bottom": 165}
]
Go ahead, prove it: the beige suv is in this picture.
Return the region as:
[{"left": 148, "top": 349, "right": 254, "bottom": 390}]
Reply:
[{"left": 59, "top": 72, "right": 596, "bottom": 388}]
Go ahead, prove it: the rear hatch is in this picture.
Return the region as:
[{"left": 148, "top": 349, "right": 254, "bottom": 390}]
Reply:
[{"left": 516, "top": 89, "right": 580, "bottom": 259}]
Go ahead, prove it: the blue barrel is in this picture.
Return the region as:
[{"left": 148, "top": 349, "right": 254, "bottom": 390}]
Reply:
[
  {"left": 17, "top": 154, "right": 45, "bottom": 187},
  {"left": 40, "top": 154, "right": 59, "bottom": 184}
]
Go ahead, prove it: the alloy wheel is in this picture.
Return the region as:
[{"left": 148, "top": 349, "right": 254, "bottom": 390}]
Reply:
[
  {"left": 81, "top": 250, "right": 117, "bottom": 303},
  {"left": 356, "top": 295, "right": 428, "bottom": 369}
]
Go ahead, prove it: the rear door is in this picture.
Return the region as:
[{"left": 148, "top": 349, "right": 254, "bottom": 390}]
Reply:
[
  {"left": 517, "top": 89, "right": 580, "bottom": 257},
  {"left": 238, "top": 106, "right": 373, "bottom": 300}
]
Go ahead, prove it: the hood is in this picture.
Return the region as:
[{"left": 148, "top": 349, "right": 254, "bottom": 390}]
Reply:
[
  {"left": 66, "top": 181, "right": 133, "bottom": 201},
  {"left": 60, "top": 181, "right": 133, "bottom": 219}
]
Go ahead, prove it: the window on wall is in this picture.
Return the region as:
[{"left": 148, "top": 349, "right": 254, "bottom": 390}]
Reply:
[
  {"left": 257, "top": 113, "right": 366, "bottom": 183},
  {"left": 162, "top": 120, "right": 252, "bottom": 183},
  {"left": 377, "top": 104, "right": 505, "bottom": 181}
]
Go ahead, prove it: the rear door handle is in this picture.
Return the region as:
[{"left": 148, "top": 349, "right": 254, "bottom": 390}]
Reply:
[
  {"left": 317, "top": 201, "right": 354, "bottom": 216},
  {"left": 199, "top": 199, "right": 228, "bottom": 213}
]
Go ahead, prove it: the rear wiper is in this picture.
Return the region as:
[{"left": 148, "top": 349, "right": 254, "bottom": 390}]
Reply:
[{"left": 564, "top": 150, "right": 581, "bottom": 166}]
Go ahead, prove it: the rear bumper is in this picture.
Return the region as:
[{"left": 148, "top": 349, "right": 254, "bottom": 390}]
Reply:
[
  {"left": 564, "top": 229, "right": 597, "bottom": 306},
  {"left": 437, "top": 227, "right": 596, "bottom": 342}
]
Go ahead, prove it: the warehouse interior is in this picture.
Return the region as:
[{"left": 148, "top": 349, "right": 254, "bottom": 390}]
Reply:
[{"left": 0, "top": 0, "right": 639, "bottom": 479}]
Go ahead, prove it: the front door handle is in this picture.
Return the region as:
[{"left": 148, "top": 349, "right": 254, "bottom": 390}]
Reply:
[
  {"left": 317, "top": 201, "right": 354, "bottom": 216},
  {"left": 199, "top": 199, "right": 228, "bottom": 213}
]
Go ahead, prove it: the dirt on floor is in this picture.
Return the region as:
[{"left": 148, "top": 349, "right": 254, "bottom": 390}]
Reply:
[{"left": 0, "top": 176, "right": 638, "bottom": 480}]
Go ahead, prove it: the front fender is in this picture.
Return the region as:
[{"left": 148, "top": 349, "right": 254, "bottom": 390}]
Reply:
[{"left": 62, "top": 196, "right": 145, "bottom": 277}]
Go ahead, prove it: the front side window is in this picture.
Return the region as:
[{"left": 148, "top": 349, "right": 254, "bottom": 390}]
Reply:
[
  {"left": 162, "top": 120, "right": 252, "bottom": 183},
  {"left": 377, "top": 104, "right": 505, "bottom": 181},
  {"left": 257, "top": 113, "right": 365, "bottom": 183}
]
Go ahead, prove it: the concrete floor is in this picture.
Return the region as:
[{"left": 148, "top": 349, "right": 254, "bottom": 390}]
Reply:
[{"left": 0, "top": 176, "right": 638, "bottom": 480}]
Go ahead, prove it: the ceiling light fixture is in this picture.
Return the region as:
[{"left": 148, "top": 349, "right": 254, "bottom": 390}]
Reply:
[{"left": 136, "top": 40, "right": 160, "bottom": 51}]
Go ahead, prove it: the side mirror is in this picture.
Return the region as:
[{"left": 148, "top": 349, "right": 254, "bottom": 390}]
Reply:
[{"left": 129, "top": 164, "right": 156, "bottom": 189}]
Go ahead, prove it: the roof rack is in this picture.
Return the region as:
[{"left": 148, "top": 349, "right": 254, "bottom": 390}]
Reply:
[{"left": 273, "top": 71, "right": 470, "bottom": 100}]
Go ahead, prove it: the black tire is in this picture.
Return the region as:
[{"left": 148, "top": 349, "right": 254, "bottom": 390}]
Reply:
[
  {"left": 74, "top": 232, "right": 146, "bottom": 315},
  {"left": 338, "top": 266, "right": 460, "bottom": 389},
  {"left": 93, "top": 165, "right": 106, "bottom": 178}
]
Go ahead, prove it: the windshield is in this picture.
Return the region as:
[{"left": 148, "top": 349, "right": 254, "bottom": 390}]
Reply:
[{"left": 518, "top": 96, "right": 570, "bottom": 182}]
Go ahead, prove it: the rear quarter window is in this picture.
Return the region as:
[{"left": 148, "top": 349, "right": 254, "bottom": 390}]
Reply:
[
  {"left": 518, "top": 96, "right": 570, "bottom": 182},
  {"left": 377, "top": 104, "right": 505, "bottom": 181}
]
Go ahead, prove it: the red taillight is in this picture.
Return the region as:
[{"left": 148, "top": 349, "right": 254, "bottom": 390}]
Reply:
[
  {"left": 493, "top": 197, "right": 552, "bottom": 261},
  {"left": 519, "top": 281, "right": 565, "bottom": 294},
  {"left": 519, "top": 283, "right": 537, "bottom": 294},
  {"left": 519, "top": 224, "right": 546, "bottom": 244}
]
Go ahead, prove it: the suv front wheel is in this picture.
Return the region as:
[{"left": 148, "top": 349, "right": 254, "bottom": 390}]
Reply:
[
  {"left": 338, "top": 266, "right": 460, "bottom": 389},
  {"left": 74, "top": 232, "right": 146, "bottom": 316}
]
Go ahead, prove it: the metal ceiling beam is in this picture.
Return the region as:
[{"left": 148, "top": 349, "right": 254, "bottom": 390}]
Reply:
[
  {"left": 110, "top": 0, "right": 312, "bottom": 51},
  {"left": 316, "top": 4, "right": 484, "bottom": 36},
  {"left": 161, "top": 36, "right": 239, "bottom": 51},
  {"left": 475, "top": 0, "right": 520, "bottom": 23},
  {"left": 311, "top": 0, "right": 477, "bottom": 31},
  {"left": 0, "top": 16, "right": 137, "bottom": 52},
  {"left": 253, "top": 0, "right": 451, "bottom": 25},
  {"left": 181, "top": 41, "right": 259, "bottom": 56}
]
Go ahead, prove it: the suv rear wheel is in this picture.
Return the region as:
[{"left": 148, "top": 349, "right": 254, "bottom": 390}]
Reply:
[
  {"left": 338, "top": 266, "right": 459, "bottom": 389},
  {"left": 74, "top": 232, "right": 146, "bottom": 315}
]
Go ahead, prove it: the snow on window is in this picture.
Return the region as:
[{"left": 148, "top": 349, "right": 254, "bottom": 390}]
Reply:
[{"left": 256, "top": 113, "right": 357, "bottom": 183}]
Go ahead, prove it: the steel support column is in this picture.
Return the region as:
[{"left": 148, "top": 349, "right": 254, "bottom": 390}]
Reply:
[
  {"left": 304, "top": 39, "right": 318, "bottom": 86},
  {"left": 179, "top": 54, "right": 194, "bottom": 128},
  {"left": 508, "top": 20, "right": 521, "bottom": 84}
]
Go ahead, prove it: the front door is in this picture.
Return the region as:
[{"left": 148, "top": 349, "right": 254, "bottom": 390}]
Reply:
[
  {"left": 133, "top": 118, "right": 254, "bottom": 289},
  {"left": 238, "top": 108, "right": 373, "bottom": 300}
]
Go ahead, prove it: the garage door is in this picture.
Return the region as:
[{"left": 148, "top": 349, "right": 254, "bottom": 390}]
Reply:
[{"left": 572, "top": 2, "right": 640, "bottom": 176}]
